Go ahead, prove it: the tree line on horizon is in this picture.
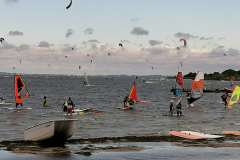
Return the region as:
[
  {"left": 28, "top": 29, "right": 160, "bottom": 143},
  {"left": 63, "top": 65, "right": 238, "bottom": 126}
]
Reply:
[{"left": 183, "top": 69, "right": 240, "bottom": 80}]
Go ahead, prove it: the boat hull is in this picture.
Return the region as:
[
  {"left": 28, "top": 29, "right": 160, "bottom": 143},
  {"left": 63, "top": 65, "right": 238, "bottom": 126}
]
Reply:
[{"left": 23, "top": 119, "right": 78, "bottom": 142}]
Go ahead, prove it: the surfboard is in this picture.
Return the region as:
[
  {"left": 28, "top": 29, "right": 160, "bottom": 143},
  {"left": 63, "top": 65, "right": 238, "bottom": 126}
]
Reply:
[
  {"left": 63, "top": 112, "right": 86, "bottom": 116},
  {"left": 181, "top": 131, "right": 223, "bottom": 139},
  {"left": 169, "top": 131, "right": 206, "bottom": 139},
  {"left": 223, "top": 131, "right": 240, "bottom": 135},
  {"left": 5, "top": 107, "right": 32, "bottom": 110},
  {"left": 162, "top": 113, "right": 178, "bottom": 116}
]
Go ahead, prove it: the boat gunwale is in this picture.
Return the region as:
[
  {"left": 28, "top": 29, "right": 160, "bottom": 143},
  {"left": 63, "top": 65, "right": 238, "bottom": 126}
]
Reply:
[{"left": 23, "top": 119, "right": 78, "bottom": 131}]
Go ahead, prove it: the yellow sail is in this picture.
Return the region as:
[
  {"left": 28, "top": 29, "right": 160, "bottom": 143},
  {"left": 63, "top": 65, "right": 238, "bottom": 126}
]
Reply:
[{"left": 228, "top": 85, "right": 240, "bottom": 106}]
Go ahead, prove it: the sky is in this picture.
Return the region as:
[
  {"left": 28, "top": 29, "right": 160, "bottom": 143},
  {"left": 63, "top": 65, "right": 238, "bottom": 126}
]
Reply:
[{"left": 1, "top": 0, "right": 240, "bottom": 76}]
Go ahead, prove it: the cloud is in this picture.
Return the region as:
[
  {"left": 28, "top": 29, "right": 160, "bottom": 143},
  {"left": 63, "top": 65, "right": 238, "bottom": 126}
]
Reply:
[
  {"left": 91, "top": 43, "right": 98, "bottom": 49},
  {"left": 227, "top": 48, "right": 240, "bottom": 56},
  {"left": 9, "top": 30, "right": 23, "bottom": 36},
  {"left": 65, "top": 29, "right": 75, "bottom": 38},
  {"left": 130, "top": 27, "right": 149, "bottom": 36},
  {"left": 148, "top": 40, "right": 162, "bottom": 46},
  {"left": 218, "top": 38, "right": 226, "bottom": 40},
  {"left": 120, "top": 40, "right": 130, "bottom": 43},
  {"left": 199, "top": 37, "right": 214, "bottom": 40},
  {"left": 38, "top": 41, "right": 50, "bottom": 48},
  {"left": 208, "top": 48, "right": 226, "bottom": 57},
  {"left": 88, "top": 39, "right": 100, "bottom": 43},
  {"left": 61, "top": 44, "right": 73, "bottom": 52},
  {"left": 146, "top": 47, "right": 167, "bottom": 55},
  {"left": 130, "top": 17, "right": 139, "bottom": 22},
  {"left": 16, "top": 44, "right": 30, "bottom": 51},
  {"left": 0, "top": 43, "right": 16, "bottom": 50},
  {"left": 174, "top": 32, "right": 198, "bottom": 40},
  {"left": 4, "top": 0, "right": 18, "bottom": 4},
  {"left": 84, "top": 28, "right": 94, "bottom": 35},
  {"left": 217, "top": 46, "right": 225, "bottom": 49}
]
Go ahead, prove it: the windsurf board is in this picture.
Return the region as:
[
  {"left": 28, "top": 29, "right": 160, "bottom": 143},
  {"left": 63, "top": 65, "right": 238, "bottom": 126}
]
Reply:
[
  {"left": 223, "top": 131, "right": 240, "bottom": 135},
  {"left": 169, "top": 131, "right": 205, "bottom": 139},
  {"left": 5, "top": 107, "right": 32, "bottom": 110},
  {"left": 181, "top": 131, "right": 223, "bottom": 139}
]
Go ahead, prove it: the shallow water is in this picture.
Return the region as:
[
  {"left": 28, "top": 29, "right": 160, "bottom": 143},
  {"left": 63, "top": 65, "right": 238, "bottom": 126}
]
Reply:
[
  {"left": 0, "top": 75, "right": 238, "bottom": 141},
  {"left": 2, "top": 142, "right": 240, "bottom": 160}
]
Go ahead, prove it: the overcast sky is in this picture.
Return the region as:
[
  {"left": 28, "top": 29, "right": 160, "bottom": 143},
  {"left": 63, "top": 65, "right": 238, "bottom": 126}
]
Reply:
[{"left": 1, "top": 0, "right": 240, "bottom": 75}]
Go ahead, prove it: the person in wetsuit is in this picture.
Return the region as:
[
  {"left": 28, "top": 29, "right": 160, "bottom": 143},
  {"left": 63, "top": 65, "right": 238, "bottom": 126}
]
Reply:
[
  {"left": 221, "top": 92, "right": 229, "bottom": 107},
  {"left": 16, "top": 93, "right": 23, "bottom": 108},
  {"left": 43, "top": 96, "right": 48, "bottom": 107},
  {"left": 123, "top": 95, "right": 128, "bottom": 107},
  {"left": 128, "top": 97, "right": 135, "bottom": 110},
  {"left": 62, "top": 100, "right": 68, "bottom": 112},
  {"left": 67, "top": 97, "right": 75, "bottom": 116},
  {"left": 176, "top": 101, "right": 182, "bottom": 116},
  {"left": 169, "top": 100, "right": 174, "bottom": 114}
]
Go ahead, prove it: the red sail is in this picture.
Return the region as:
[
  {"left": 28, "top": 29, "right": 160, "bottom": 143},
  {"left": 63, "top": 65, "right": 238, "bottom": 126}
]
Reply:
[
  {"left": 15, "top": 75, "right": 29, "bottom": 104},
  {"left": 128, "top": 82, "right": 150, "bottom": 103},
  {"left": 232, "top": 76, "right": 235, "bottom": 82},
  {"left": 176, "top": 72, "right": 184, "bottom": 88}
]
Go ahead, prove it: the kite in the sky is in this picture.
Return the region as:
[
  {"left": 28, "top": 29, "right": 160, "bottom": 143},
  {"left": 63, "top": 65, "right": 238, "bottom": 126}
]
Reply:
[
  {"left": 179, "top": 62, "right": 183, "bottom": 67},
  {"left": 79, "top": 66, "right": 81, "bottom": 69},
  {"left": 0, "top": 38, "right": 4, "bottom": 43},
  {"left": 180, "top": 39, "right": 187, "bottom": 46},
  {"left": 176, "top": 47, "right": 180, "bottom": 50},
  {"left": 108, "top": 53, "right": 111, "bottom": 56},
  {"left": 119, "top": 43, "right": 123, "bottom": 47},
  {"left": 91, "top": 60, "right": 92, "bottom": 63},
  {"left": 151, "top": 66, "right": 153, "bottom": 70},
  {"left": 87, "top": 54, "right": 89, "bottom": 57},
  {"left": 19, "top": 60, "right": 21, "bottom": 63},
  {"left": 66, "top": 0, "right": 72, "bottom": 9},
  {"left": 224, "top": 54, "right": 226, "bottom": 56},
  {"left": 13, "top": 67, "right": 15, "bottom": 70},
  {"left": 65, "top": 56, "right": 67, "bottom": 58}
]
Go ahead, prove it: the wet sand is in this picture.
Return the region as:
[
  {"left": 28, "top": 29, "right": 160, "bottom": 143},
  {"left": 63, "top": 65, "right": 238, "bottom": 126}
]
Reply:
[{"left": 1, "top": 135, "right": 240, "bottom": 155}]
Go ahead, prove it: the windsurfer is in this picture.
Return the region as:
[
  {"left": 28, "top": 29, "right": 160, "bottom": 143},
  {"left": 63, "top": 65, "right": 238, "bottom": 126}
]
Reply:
[
  {"left": 123, "top": 95, "right": 128, "bottom": 107},
  {"left": 16, "top": 93, "right": 23, "bottom": 108},
  {"left": 221, "top": 93, "right": 230, "bottom": 107},
  {"left": 43, "top": 96, "right": 48, "bottom": 107},
  {"left": 84, "top": 81, "right": 87, "bottom": 85},
  {"left": 128, "top": 97, "right": 135, "bottom": 110},
  {"left": 169, "top": 100, "right": 174, "bottom": 114},
  {"left": 176, "top": 101, "right": 182, "bottom": 116}
]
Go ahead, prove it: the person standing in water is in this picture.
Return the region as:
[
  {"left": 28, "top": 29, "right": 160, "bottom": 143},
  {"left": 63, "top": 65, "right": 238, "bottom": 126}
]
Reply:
[
  {"left": 43, "top": 96, "right": 48, "bottom": 107},
  {"left": 221, "top": 92, "right": 229, "bottom": 107},
  {"left": 62, "top": 100, "right": 68, "bottom": 112},
  {"left": 169, "top": 100, "right": 174, "bottom": 114},
  {"left": 67, "top": 97, "right": 75, "bottom": 116},
  {"left": 176, "top": 101, "right": 182, "bottom": 116},
  {"left": 16, "top": 93, "right": 23, "bottom": 108},
  {"left": 123, "top": 95, "right": 128, "bottom": 107}
]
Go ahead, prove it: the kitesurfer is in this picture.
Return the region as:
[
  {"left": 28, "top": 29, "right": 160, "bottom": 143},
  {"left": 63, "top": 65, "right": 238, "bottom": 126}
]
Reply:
[
  {"left": 16, "top": 93, "right": 23, "bottom": 108},
  {"left": 176, "top": 101, "right": 182, "bottom": 116},
  {"left": 169, "top": 100, "right": 174, "bottom": 114},
  {"left": 67, "top": 97, "right": 75, "bottom": 116},
  {"left": 43, "top": 96, "right": 48, "bottom": 107},
  {"left": 221, "top": 92, "right": 229, "bottom": 107}
]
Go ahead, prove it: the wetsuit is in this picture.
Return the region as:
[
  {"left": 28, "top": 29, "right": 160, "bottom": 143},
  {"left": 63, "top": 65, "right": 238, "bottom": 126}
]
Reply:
[
  {"left": 169, "top": 102, "right": 174, "bottom": 114},
  {"left": 176, "top": 102, "right": 182, "bottom": 116},
  {"left": 123, "top": 96, "right": 128, "bottom": 107},
  {"left": 16, "top": 95, "right": 23, "bottom": 108},
  {"left": 128, "top": 99, "right": 135, "bottom": 110},
  {"left": 67, "top": 99, "right": 75, "bottom": 112},
  {"left": 221, "top": 94, "right": 228, "bottom": 106},
  {"left": 62, "top": 101, "right": 68, "bottom": 112},
  {"left": 43, "top": 99, "right": 48, "bottom": 107}
]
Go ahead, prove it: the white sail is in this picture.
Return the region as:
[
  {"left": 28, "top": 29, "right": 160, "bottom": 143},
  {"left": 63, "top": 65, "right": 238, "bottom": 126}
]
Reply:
[{"left": 84, "top": 72, "right": 90, "bottom": 85}]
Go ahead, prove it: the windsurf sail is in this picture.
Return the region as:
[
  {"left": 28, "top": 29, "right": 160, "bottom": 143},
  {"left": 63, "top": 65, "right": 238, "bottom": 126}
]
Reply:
[
  {"left": 128, "top": 82, "right": 150, "bottom": 103},
  {"left": 84, "top": 72, "right": 90, "bottom": 85},
  {"left": 174, "top": 72, "right": 184, "bottom": 96},
  {"left": 176, "top": 96, "right": 183, "bottom": 106},
  {"left": 228, "top": 85, "right": 240, "bottom": 106},
  {"left": 14, "top": 75, "right": 29, "bottom": 104},
  {"left": 230, "top": 76, "right": 235, "bottom": 86},
  {"left": 187, "top": 71, "right": 204, "bottom": 104}
]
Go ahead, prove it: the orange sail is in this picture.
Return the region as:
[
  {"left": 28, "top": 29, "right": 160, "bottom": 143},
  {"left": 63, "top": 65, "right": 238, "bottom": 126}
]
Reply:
[
  {"left": 15, "top": 75, "right": 29, "bottom": 104},
  {"left": 128, "top": 82, "right": 149, "bottom": 103}
]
